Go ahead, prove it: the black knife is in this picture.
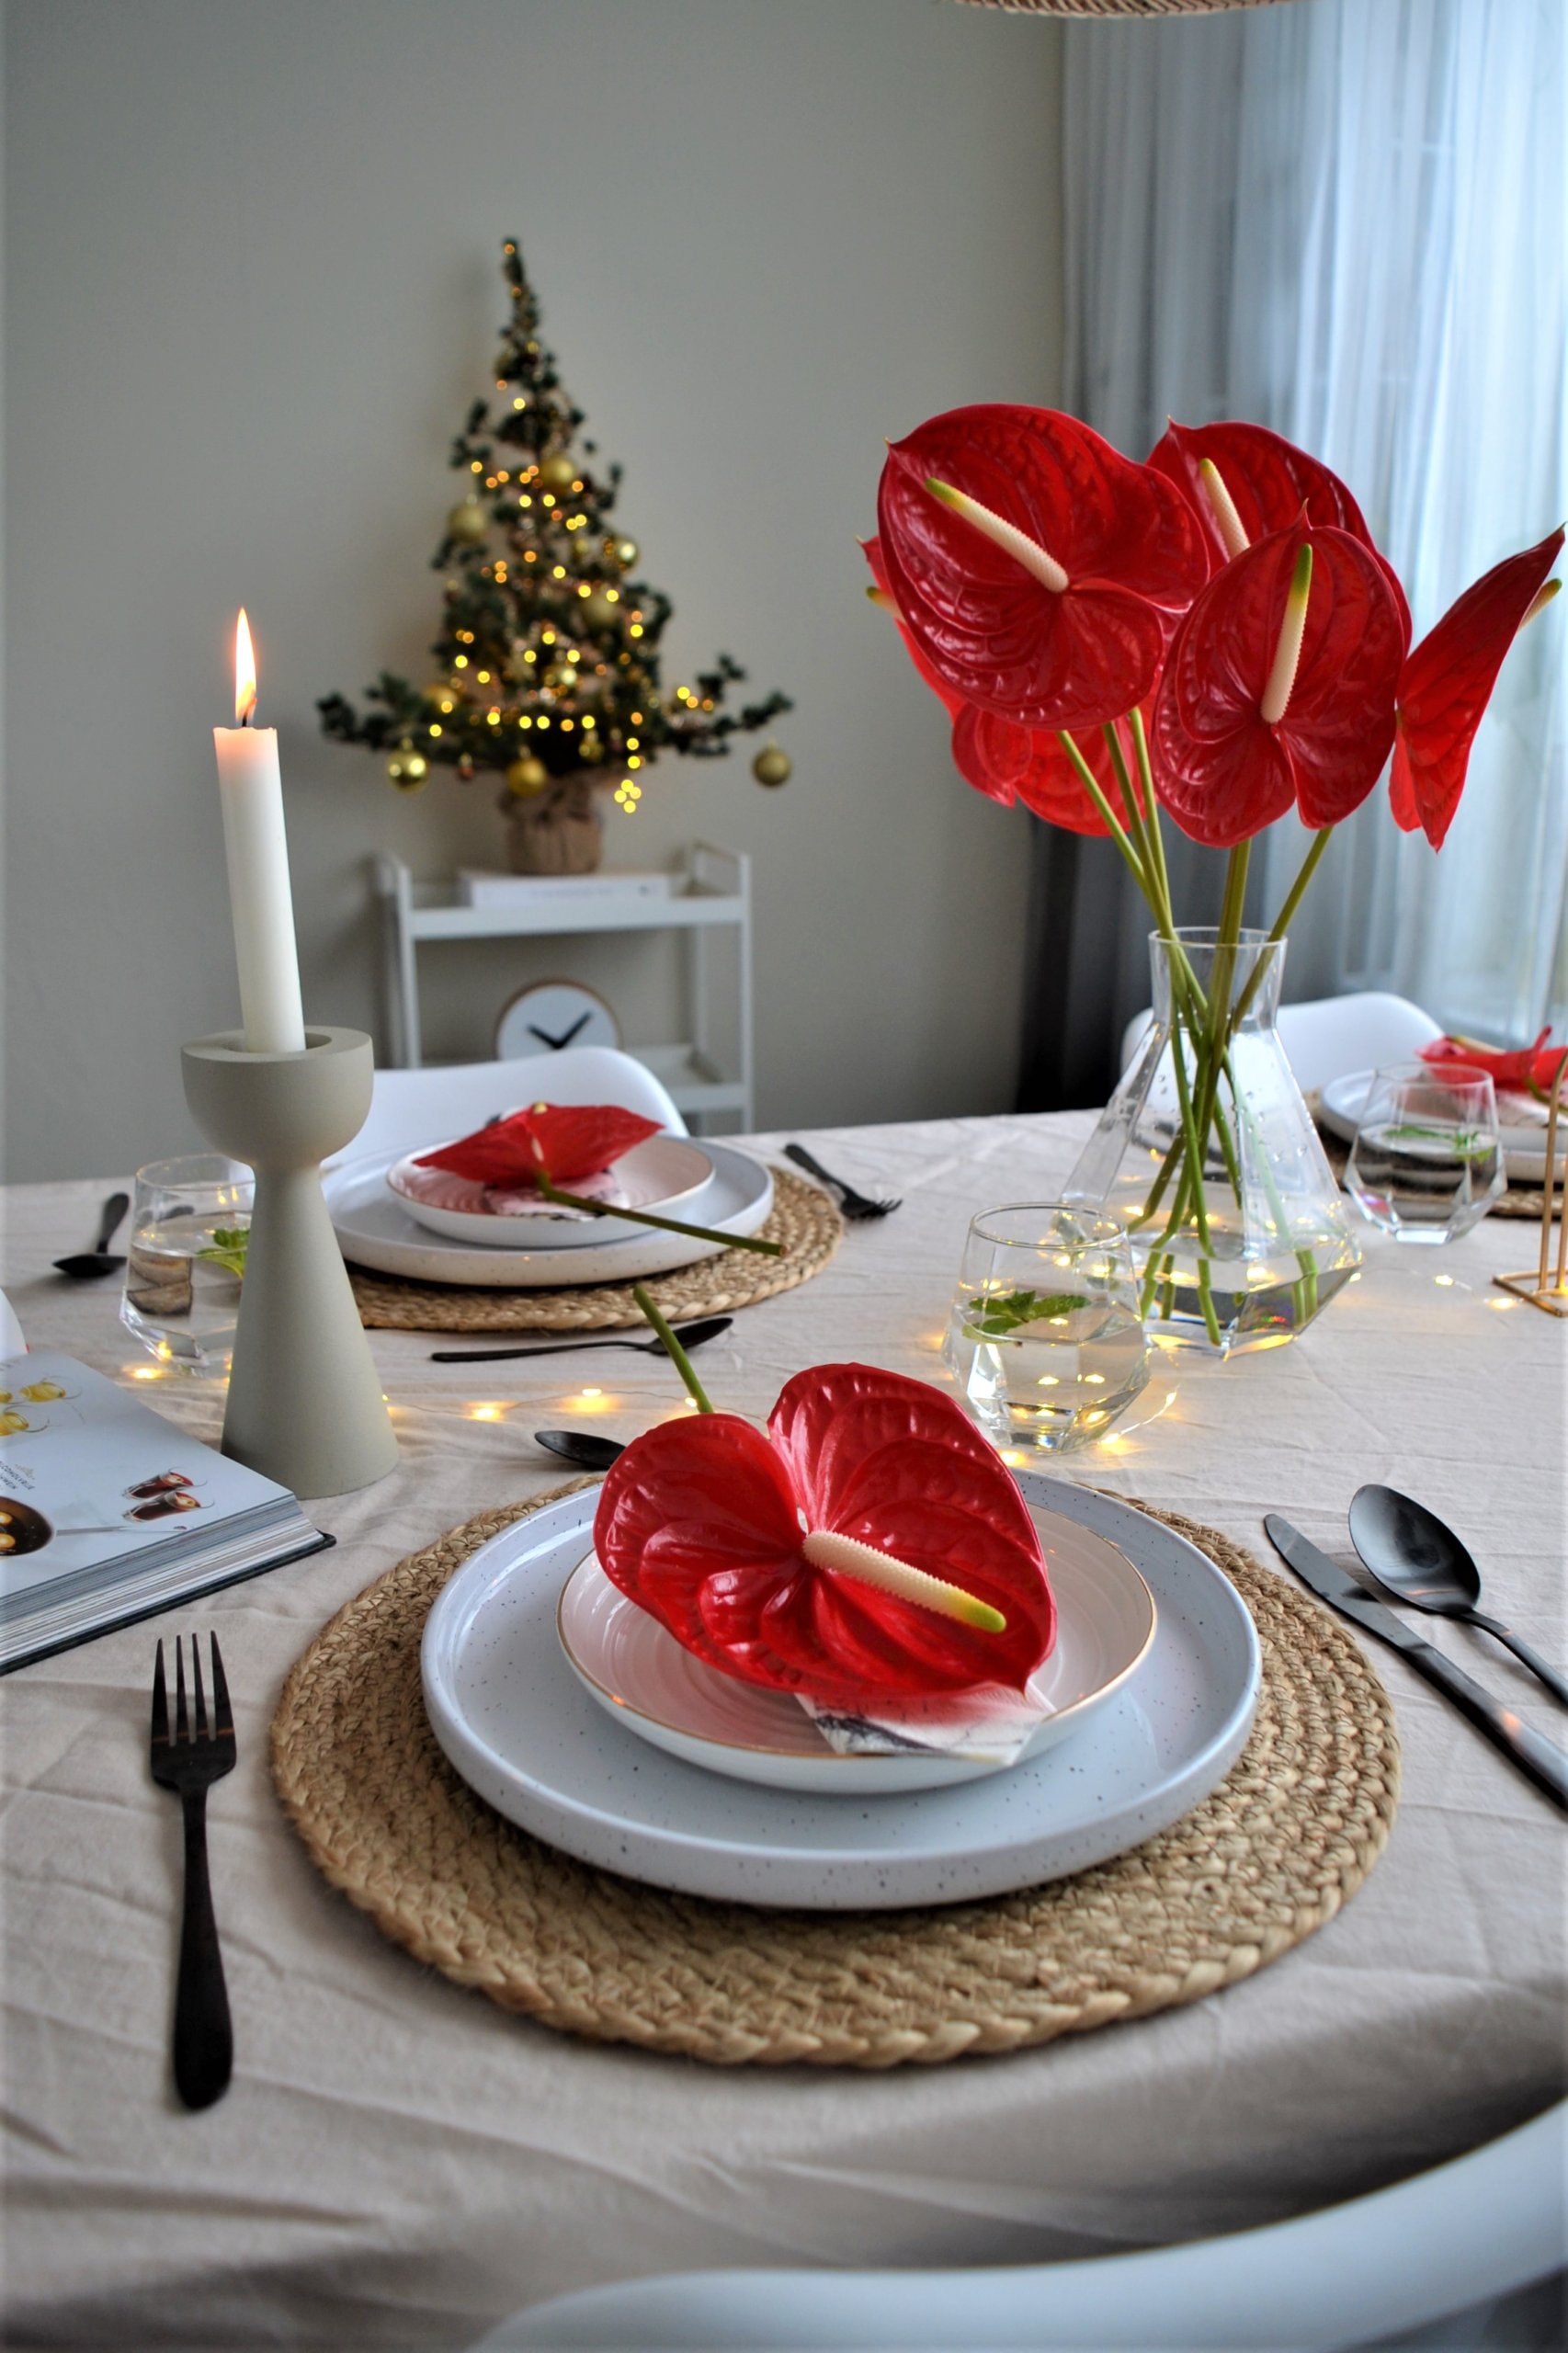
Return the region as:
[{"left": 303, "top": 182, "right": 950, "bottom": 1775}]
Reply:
[{"left": 1265, "top": 1516, "right": 1568, "bottom": 1813}]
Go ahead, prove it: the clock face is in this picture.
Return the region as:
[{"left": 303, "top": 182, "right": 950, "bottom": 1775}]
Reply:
[{"left": 495, "top": 979, "right": 621, "bottom": 1062}]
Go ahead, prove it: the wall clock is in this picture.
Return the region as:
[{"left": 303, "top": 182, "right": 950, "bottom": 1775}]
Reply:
[{"left": 494, "top": 978, "right": 621, "bottom": 1062}]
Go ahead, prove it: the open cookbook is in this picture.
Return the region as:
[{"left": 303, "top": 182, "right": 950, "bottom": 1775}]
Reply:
[{"left": 0, "top": 1350, "right": 331, "bottom": 1672}]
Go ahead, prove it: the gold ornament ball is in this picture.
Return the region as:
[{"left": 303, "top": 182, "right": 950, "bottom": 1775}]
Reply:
[
  {"left": 387, "top": 745, "right": 429, "bottom": 791},
  {"left": 542, "top": 662, "right": 574, "bottom": 693},
  {"left": 584, "top": 589, "right": 620, "bottom": 632},
  {"left": 506, "top": 755, "right": 551, "bottom": 798},
  {"left": 446, "top": 495, "right": 488, "bottom": 545},
  {"left": 539, "top": 452, "right": 577, "bottom": 495},
  {"left": 752, "top": 741, "right": 792, "bottom": 789},
  {"left": 613, "top": 537, "right": 639, "bottom": 570}
]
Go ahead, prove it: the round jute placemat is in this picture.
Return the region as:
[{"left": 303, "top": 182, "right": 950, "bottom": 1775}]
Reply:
[
  {"left": 272, "top": 1484, "right": 1399, "bottom": 2068},
  {"left": 347, "top": 1166, "right": 841, "bottom": 1333}
]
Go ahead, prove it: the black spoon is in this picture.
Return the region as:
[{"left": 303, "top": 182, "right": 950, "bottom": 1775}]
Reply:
[
  {"left": 534, "top": 1428, "right": 628, "bottom": 1472},
  {"left": 1350, "top": 1483, "right": 1568, "bottom": 1708},
  {"left": 53, "top": 1191, "right": 131, "bottom": 1281},
  {"left": 432, "top": 1315, "right": 732, "bottom": 1366}
]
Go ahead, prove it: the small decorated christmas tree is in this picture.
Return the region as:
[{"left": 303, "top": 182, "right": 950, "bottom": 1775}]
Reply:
[{"left": 320, "top": 240, "right": 791, "bottom": 873}]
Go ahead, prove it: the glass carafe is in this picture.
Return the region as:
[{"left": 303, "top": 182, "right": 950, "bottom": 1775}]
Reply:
[{"left": 1064, "top": 930, "right": 1360, "bottom": 1355}]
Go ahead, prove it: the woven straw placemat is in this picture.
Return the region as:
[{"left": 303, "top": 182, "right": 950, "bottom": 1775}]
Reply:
[
  {"left": 347, "top": 1165, "right": 841, "bottom": 1333},
  {"left": 272, "top": 1483, "right": 1398, "bottom": 2068}
]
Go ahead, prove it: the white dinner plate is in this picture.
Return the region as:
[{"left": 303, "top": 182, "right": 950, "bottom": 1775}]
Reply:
[
  {"left": 1319, "top": 1069, "right": 1562, "bottom": 1184},
  {"left": 325, "top": 1140, "right": 773, "bottom": 1288},
  {"left": 386, "top": 1134, "right": 713, "bottom": 1250},
  {"left": 555, "top": 1536, "right": 1156, "bottom": 1795},
  {"left": 420, "top": 1472, "right": 1260, "bottom": 1909}
]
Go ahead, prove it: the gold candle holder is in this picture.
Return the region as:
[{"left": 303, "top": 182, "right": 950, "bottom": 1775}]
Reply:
[{"left": 1493, "top": 1053, "right": 1568, "bottom": 1316}]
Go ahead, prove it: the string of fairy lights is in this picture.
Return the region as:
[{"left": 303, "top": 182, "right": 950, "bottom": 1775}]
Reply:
[{"left": 319, "top": 241, "right": 790, "bottom": 825}]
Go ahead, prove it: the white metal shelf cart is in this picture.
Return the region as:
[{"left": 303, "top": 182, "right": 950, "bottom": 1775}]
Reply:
[{"left": 371, "top": 843, "right": 754, "bottom": 1131}]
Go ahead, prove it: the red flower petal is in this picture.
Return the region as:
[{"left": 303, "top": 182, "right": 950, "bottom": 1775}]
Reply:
[
  {"left": 1389, "top": 528, "right": 1564, "bottom": 850},
  {"left": 1147, "top": 418, "right": 1411, "bottom": 647},
  {"left": 416, "top": 1102, "right": 661, "bottom": 1188},
  {"left": 1152, "top": 525, "right": 1403, "bottom": 848},
  {"left": 1418, "top": 1030, "right": 1551, "bottom": 1093},
  {"left": 593, "top": 1367, "right": 1055, "bottom": 1706},
  {"left": 877, "top": 405, "right": 1207, "bottom": 731},
  {"left": 951, "top": 705, "right": 1140, "bottom": 835},
  {"left": 863, "top": 534, "right": 967, "bottom": 717}
]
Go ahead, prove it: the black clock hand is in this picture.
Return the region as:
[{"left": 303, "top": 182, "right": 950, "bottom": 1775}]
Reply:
[{"left": 526, "top": 1009, "right": 595, "bottom": 1051}]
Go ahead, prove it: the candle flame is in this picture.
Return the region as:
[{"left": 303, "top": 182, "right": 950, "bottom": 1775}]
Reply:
[{"left": 234, "top": 608, "right": 257, "bottom": 724}]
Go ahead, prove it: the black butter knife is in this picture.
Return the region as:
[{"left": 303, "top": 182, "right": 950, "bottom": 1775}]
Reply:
[{"left": 1265, "top": 1516, "right": 1568, "bottom": 1813}]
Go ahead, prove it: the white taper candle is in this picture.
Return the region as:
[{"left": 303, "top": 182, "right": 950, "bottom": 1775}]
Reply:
[{"left": 212, "top": 610, "right": 307, "bottom": 1053}]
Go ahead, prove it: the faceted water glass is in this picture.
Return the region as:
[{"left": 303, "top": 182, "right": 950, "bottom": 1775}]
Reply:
[
  {"left": 945, "top": 1204, "right": 1150, "bottom": 1453},
  {"left": 1346, "top": 1064, "right": 1505, "bottom": 1244},
  {"left": 120, "top": 1154, "right": 254, "bottom": 1374}
]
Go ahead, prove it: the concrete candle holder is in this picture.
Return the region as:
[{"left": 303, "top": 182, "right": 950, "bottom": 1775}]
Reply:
[{"left": 181, "top": 1027, "right": 398, "bottom": 1497}]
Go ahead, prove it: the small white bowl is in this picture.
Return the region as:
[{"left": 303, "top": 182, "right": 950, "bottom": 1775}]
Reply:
[
  {"left": 556, "top": 1522, "right": 1157, "bottom": 1796},
  {"left": 387, "top": 1133, "right": 713, "bottom": 1250}
]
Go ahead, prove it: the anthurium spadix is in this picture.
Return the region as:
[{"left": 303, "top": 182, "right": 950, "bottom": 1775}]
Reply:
[
  {"left": 877, "top": 405, "right": 1208, "bottom": 731},
  {"left": 1390, "top": 526, "right": 1565, "bottom": 850},
  {"left": 1152, "top": 524, "right": 1405, "bottom": 847},
  {"left": 1147, "top": 418, "right": 1412, "bottom": 650}
]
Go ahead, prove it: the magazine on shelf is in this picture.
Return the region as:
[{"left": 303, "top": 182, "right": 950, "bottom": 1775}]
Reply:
[
  {"left": 456, "top": 867, "right": 676, "bottom": 909},
  {"left": 0, "top": 1351, "right": 332, "bottom": 1672}
]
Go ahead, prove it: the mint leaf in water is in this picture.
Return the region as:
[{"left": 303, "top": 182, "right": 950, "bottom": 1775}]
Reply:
[
  {"left": 197, "top": 1225, "right": 250, "bottom": 1279},
  {"left": 966, "top": 1287, "right": 1090, "bottom": 1336}
]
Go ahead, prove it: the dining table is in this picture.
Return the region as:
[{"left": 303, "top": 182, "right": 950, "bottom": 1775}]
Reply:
[{"left": 2, "top": 1108, "right": 1563, "bottom": 2352}]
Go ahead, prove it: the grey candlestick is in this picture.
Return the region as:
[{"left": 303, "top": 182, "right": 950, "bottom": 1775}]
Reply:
[{"left": 181, "top": 1028, "right": 398, "bottom": 1497}]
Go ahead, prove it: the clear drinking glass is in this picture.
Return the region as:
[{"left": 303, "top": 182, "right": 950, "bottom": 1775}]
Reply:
[
  {"left": 1346, "top": 1063, "right": 1505, "bottom": 1244},
  {"left": 945, "top": 1204, "right": 1150, "bottom": 1452},
  {"left": 120, "top": 1154, "right": 254, "bottom": 1373}
]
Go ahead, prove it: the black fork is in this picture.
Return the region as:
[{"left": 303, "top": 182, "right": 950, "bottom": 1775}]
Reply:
[{"left": 149, "top": 1635, "right": 236, "bottom": 2109}]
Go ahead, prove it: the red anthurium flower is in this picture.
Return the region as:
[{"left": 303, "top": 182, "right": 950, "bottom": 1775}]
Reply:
[
  {"left": 593, "top": 1363, "right": 1056, "bottom": 1707},
  {"left": 1418, "top": 1029, "right": 1568, "bottom": 1102},
  {"left": 877, "top": 405, "right": 1208, "bottom": 732},
  {"left": 1152, "top": 523, "right": 1405, "bottom": 848},
  {"left": 867, "top": 534, "right": 1140, "bottom": 836},
  {"left": 416, "top": 1102, "right": 661, "bottom": 1190},
  {"left": 952, "top": 704, "right": 1141, "bottom": 836},
  {"left": 1389, "top": 528, "right": 1564, "bottom": 851},
  {"left": 1147, "top": 418, "right": 1411, "bottom": 647},
  {"left": 863, "top": 533, "right": 967, "bottom": 715}
]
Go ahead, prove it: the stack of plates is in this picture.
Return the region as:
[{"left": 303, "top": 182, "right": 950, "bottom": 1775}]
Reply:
[
  {"left": 324, "top": 1133, "right": 774, "bottom": 1289},
  {"left": 421, "top": 1472, "right": 1261, "bottom": 1909}
]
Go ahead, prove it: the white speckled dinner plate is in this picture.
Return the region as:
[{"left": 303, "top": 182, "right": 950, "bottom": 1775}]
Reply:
[
  {"left": 324, "top": 1140, "right": 772, "bottom": 1288},
  {"left": 420, "top": 1473, "right": 1259, "bottom": 1909},
  {"left": 554, "top": 1535, "right": 1156, "bottom": 1796}
]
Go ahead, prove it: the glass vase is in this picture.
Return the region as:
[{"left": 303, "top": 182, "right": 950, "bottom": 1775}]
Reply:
[{"left": 1063, "top": 929, "right": 1360, "bottom": 1356}]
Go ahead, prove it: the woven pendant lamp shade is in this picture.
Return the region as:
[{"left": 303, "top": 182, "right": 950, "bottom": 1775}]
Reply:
[{"left": 956, "top": 1, "right": 1294, "bottom": 16}]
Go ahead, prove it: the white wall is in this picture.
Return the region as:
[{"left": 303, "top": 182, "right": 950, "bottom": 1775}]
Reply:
[{"left": 3, "top": 0, "right": 1062, "bottom": 1181}]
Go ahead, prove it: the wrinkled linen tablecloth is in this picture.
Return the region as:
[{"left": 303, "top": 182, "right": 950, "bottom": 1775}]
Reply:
[{"left": 2, "top": 1113, "right": 1564, "bottom": 2351}]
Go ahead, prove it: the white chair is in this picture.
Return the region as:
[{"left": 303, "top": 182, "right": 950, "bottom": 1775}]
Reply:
[
  {"left": 491, "top": 2099, "right": 1566, "bottom": 2351},
  {"left": 347, "top": 1046, "right": 687, "bottom": 1167},
  {"left": 1119, "top": 991, "right": 1444, "bottom": 1095}
]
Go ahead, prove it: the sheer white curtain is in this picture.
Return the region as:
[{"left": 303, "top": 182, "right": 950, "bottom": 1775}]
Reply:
[{"left": 1061, "top": 0, "right": 1566, "bottom": 1041}]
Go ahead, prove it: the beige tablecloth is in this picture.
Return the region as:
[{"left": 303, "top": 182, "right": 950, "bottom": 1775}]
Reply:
[{"left": 2, "top": 1115, "right": 1564, "bottom": 2351}]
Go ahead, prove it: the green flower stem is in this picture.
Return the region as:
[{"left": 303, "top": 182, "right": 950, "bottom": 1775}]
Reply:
[
  {"left": 1227, "top": 824, "right": 1333, "bottom": 1038},
  {"left": 537, "top": 1173, "right": 782, "bottom": 1257},
  {"left": 1058, "top": 732, "right": 1153, "bottom": 905},
  {"left": 631, "top": 1283, "right": 715, "bottom": 1413}
]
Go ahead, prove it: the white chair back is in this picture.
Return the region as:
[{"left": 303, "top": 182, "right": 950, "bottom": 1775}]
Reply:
[
  {"left": 348, "top": 1047, "right": 687, "bottom": 1167},
  {"left": 493, "top": 2100, "right": 1566, "bottom": 2351},
  {"left": 1120, "top": 990, "right": 1444, "bottom": 1096}
]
